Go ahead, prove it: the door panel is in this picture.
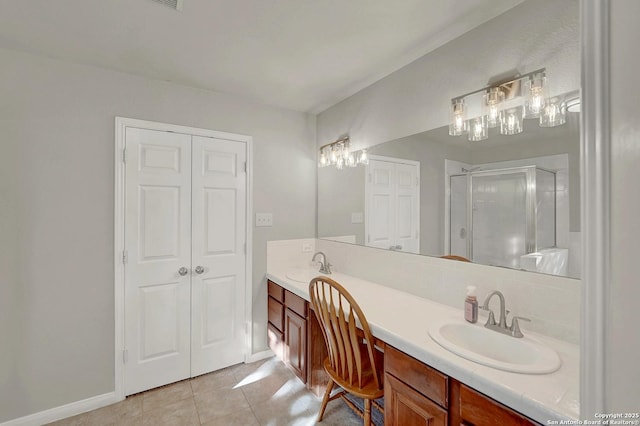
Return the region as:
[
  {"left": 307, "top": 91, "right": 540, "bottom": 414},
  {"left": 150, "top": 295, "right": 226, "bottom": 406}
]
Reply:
[
  {"left": 190, "top": 135, "right": 246, "bottom": 376},
  {"left": 367, "top": 160, "right": 395, "bottom": 249},
  {"left": 139, "top": 185, "right": 181, "bottom": 260},
  {"left": 366, "top": 159, "right": 420, "bottom": 253},
  {"left": 139, "top": 283, "right": 181, "bottom": 360},
  {"left": 204, "top": 188, "right": 237, "bottom": 255},
  {"left": 201, "top": 275, "right": 235, "bottom": 344},
  {"left": 395, "top": 163, "right": 420, "bottom": 254},
  {"left": 124, "top": 127, "right": 192, "bottom": 395}
]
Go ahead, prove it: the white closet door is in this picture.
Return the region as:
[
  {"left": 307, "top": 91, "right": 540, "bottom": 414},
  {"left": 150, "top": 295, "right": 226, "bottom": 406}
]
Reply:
[
  {"left": 366, "top": 160, "right": 395, "bottom": 250},
  {"left": 124, "top": 128, "right": 192, "bottom": 395},
  {"left": 190, "top": 136, "right": 247, "bottom": 376},
  {"left": 394, "top": 163, "right": 420, "bottom": 254}
]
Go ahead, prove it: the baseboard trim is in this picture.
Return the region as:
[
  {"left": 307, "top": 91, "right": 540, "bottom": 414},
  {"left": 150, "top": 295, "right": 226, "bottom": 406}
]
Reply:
[
  {"left": 0, "top": 392, "right": 121, "bottom": 426},
  {"left": 245, "top": 349, "right": 274, "bottom": 363}
]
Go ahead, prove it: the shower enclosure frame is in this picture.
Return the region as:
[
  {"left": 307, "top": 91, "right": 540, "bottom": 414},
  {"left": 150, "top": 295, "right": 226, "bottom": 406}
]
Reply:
[{"left": 450, "top": 165, "right": 557, "bottom": 265}]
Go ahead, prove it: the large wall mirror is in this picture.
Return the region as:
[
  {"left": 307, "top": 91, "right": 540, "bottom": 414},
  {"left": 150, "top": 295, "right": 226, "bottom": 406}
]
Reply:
[
  {"left": 318, "top": 113, "right": 580, "bottom": 279},
  {"left": 317, "top": 0, "right": 580, "bottom": 279}
]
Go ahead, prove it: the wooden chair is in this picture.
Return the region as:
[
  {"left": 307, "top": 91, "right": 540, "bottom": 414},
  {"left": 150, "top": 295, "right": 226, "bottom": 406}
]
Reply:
[
  {"left": 309, "top": 276, "right": 384, "bottom": 425},
  {"left": 440, "top": 254, "right": 471, "bottom": 262}
]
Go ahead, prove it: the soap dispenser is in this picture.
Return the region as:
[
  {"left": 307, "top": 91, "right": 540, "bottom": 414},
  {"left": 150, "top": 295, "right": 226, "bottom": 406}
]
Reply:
[{"left": 465, "top": 286, "right": 478, "bottom": 323}]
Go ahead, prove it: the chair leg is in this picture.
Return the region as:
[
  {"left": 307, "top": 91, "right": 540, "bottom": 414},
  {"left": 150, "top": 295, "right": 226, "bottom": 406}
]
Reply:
[
  {"left": 364, "top": 398, "right": 372, "bottom": 426},
  {"left": 317, "top": 379, "right": 335, "bottom": 422}
]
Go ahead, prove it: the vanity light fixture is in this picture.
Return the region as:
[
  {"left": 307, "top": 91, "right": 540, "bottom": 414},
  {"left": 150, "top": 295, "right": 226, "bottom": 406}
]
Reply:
[
  {"left": 318, "top": 136, "right": 369, "bottom": 169},
  {"left": 448, "top": 68, "right": 567, "bottom": 141}
]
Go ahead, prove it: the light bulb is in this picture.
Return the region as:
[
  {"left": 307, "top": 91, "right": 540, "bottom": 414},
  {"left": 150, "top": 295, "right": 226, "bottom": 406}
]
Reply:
[
  {"left": 468, "top": 116, "right": 488, "bottom": 141},
  {"left": 358, "top": 149, "right": 369, "bottom": 165},
  {"left": 341, "top": 142, "right": 350, "bottom": 158},
  {"left": 485, "top": 87, "right": 504, "bottom": 128},
  {"left": 319, "top": 150, "right": 328, "bottom": 167},
  {"left": 499, "top": 107, "right": 524, "bottom": 135},
  {"left": 540, "top": 97, "right": 566, "bottom": 127},
  {"left": 525, "top": 73, "right": 546, "bottom": 118},
  {"left": 347, "top": 153, "right": 356, "bottom": 167},
  {"left": 449, "top": 99, "right": 467, "bottom": 136},
  {"left": 329, "top": 147, "right": 337, "bottom": 164}
]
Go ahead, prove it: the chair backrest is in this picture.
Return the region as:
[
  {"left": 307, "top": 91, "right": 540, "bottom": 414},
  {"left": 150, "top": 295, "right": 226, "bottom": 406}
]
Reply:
[
  {"left": 440, "top": 255, "right": 471, "bottom": 262},
  {"left": 309, "top": 276, "right": 382, "bottom": 390}
]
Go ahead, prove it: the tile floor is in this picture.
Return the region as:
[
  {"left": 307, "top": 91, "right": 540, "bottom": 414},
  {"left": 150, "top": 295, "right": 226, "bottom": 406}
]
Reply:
[{"left": 46, "top": 357, "right": 364, "bottom": 426}]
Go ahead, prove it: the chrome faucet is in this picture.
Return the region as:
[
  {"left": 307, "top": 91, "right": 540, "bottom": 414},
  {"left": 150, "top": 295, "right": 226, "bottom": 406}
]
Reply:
[
  {"left": 312, "top": 251, "right": 332, "bottom": 274},
  {"left": 481, "top": 290, "right": 530, "bottom": 338}
]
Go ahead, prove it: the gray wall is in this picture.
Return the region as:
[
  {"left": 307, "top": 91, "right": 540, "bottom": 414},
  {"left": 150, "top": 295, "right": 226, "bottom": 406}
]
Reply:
[
  {"left": 608, "top": 0, "right": 640, "bottom": 412},
  {"left": 317, "top": 165, "right": 366, "bottom": 244},
  {"left": 317, "top": 0, "right": 579, "bottom": 149},
  {"left": 0, "top": 47, "right": 316, "bottom": 422}
]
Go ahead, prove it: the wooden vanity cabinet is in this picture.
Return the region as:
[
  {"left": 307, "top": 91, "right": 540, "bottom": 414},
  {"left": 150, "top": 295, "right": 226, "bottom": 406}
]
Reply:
[
  {"left": 385, "top": 345, "right": 448, "bottom": 425},
  {"left": 267, "top": 280, "right": 308, "bottom": 383},
  {"left": 267, "top": 280, "right": 285, "bottom": 359},
  {"left": 268, "top": 280, "right": 541, "bottom": 425},
  {"left": 384, "top": 344, "right": 539, "bottom": 426}
]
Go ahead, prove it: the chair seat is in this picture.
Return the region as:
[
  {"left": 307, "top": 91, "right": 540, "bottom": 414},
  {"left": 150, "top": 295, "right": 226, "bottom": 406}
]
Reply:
[{"left": 323, "top": 357, "right": 384, "bottom": 400}]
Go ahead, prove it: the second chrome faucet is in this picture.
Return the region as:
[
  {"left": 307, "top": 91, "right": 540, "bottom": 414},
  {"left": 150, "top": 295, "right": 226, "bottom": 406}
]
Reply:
[
  {"left": 312, "top": 251, "right": 332, "bottom": 274},
  {"left": 481, "top": 290, "right": 530, "bottom": 338}
]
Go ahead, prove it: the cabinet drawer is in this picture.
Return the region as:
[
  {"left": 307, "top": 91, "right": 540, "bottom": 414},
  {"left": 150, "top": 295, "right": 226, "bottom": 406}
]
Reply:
[
  {"left": 268, "top": 296, "right": 284, "bottom": 332},
  {"left": 385, "top": 345, "right": 448, "bottom": 408},
  {"left": 268, "top": 280, "right": 284, "bottom": 302},
  {"left": 459, "top": 384, "right": 537, "bottom": 426},
  {"left": 285, "top": 290, "right": 307, "bottom": 318}
]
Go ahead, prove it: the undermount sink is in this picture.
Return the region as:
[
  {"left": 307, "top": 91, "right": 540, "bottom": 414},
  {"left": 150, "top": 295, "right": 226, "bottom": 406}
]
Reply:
[
  {"left": 285, "top": 268, "right": 320, "bottom": 283},
  {"left": 428, "top": 321, "right": 561, "bottom": 374}
]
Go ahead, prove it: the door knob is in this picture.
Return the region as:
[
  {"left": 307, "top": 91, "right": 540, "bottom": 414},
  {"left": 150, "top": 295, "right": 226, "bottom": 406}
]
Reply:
[
  {"left": 194, "top": 266, "right": 205, "bottom": 275},
  {"left": 178, "top": 267, "right": 189, "bottom": 276}
]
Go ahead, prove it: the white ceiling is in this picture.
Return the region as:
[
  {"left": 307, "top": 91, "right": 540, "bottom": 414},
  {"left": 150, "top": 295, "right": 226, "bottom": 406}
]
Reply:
[{"left": 0, "top": 0, "right": 523, "bottom": 113}]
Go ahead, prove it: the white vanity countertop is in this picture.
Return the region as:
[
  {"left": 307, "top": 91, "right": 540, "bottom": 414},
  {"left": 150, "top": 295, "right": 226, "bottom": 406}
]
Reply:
[{"left": 266, "top": 268, "right": 580, "bottom": 423}]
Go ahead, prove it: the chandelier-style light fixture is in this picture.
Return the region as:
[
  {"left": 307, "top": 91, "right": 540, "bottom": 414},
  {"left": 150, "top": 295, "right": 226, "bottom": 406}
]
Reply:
[
  {"left": 318, "top": 136, "right": 369, "bottom": 169},
  {"left": 449, "top": 68, "right": 566, "bottom": 141}
]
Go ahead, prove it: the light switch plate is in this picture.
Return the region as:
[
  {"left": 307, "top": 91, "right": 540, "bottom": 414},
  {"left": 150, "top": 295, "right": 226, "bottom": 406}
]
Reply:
[
  {"left": 351, "top": 212, "right": 364, "bottom": 224},
  {"left": 255, "top": 213, "right": 273, "bottom": 227}
]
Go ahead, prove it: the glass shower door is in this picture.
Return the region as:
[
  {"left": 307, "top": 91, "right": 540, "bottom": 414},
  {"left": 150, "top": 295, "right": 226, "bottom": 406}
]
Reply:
[
  {"left": 470, "top": 169, "right": 532, "bottom": 269},
  {"left": 449, "top": 174, "right": 468, "bottom": 258}
]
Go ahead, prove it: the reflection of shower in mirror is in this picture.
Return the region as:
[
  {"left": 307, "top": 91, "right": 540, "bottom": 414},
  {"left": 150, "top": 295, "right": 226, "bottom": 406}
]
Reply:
[{"left": 448, "top": 162, "right": 569, "bottom": 276}]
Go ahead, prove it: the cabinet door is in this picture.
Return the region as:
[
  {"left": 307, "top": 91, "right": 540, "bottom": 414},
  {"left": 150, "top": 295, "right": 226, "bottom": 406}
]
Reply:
[
  {"left": 267, "top": 322, "right": 284, "bottom": 360},
  {"left": 284, "top": 308, "right": 307, "bottom": 383},
  {"left": 385, "top": 373, "right": 447, "bottom": 426}
]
